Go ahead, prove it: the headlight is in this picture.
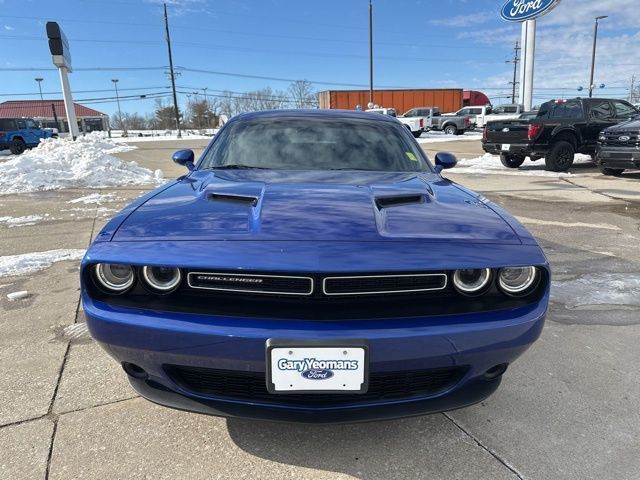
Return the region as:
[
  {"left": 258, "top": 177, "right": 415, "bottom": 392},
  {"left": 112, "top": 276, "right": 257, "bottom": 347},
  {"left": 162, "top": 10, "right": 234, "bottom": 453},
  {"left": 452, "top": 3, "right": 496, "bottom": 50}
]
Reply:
[
  {"left": 95, "top": 263, "right": 135, "bottom": 293},
  {"left": 142, "top": 266, "right": 182, "bottom": 293},
  {"left": 452, "top": 268, "right": 492, "bottom": 295},
  {"left": 598, "top": 134, "right": 606, "bottom": 141},
  {"left": 498, "top": 266, "right": 538, "bottom": 295}
]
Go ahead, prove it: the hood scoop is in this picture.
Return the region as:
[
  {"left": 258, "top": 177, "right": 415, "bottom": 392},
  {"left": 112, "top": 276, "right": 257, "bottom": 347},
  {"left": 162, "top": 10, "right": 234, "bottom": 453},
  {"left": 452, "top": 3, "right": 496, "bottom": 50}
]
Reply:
[
  {"left": 375, "top": 194, "right": 426, "bottom": 209},
  {"left": 208, "top": 192, "right": 259, "bottom": 207}
]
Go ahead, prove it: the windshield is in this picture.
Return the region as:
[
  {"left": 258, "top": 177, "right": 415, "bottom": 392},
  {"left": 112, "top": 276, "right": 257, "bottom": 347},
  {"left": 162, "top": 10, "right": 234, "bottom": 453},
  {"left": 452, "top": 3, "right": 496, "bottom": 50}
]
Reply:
[{"left": 199, "top": 118, "right": 430, "bottom": 172}]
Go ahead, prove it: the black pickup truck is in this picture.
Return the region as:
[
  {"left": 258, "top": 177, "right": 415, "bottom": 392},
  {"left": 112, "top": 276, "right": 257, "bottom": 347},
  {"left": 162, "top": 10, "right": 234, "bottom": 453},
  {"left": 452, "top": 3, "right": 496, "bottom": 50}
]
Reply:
[{"left": 482, "top": 98, "right": 639, "bottom": 171}]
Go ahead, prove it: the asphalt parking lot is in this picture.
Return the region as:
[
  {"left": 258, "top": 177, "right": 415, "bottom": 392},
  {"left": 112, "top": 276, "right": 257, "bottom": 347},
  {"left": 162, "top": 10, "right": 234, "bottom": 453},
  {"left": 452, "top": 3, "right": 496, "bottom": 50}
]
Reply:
[{"left": 1, "top": 138, "right": 639, "bottom": 480}]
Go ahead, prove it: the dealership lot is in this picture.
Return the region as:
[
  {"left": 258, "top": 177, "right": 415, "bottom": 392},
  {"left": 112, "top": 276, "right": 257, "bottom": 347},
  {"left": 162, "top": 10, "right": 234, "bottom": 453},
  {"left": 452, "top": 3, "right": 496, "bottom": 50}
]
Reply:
[{"left": 1, "top": 138, "right": 639, "bottom": 480}]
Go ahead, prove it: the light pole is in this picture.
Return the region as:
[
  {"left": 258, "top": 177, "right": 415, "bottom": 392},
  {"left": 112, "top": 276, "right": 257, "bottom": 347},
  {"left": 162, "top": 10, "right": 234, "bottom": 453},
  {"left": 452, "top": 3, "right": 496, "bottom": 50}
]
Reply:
[
  {"left": 588, "top": 16, "right": 608, "bottom": 98},
  {"left": 111, "top": 79, "right": 125, "bottom": 136},
  {"left": 34, "top": 78, "right": 44, "bottom": 101},
  {"left": 368, "top": 0, "right": 373, "bottom": 106}
]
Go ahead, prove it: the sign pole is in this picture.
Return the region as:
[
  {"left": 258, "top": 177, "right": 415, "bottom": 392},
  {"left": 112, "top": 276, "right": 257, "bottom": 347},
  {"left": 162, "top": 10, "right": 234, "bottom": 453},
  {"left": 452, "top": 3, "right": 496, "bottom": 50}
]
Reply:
[
  {"left": 523, "top": 19, "right": 536, "bottom": 111},
  {"left": 59, "top": 66, "right": 79, "bottom": 139},
  {"left": 518, "top": 22, "right": 527, "bottom": 104}
]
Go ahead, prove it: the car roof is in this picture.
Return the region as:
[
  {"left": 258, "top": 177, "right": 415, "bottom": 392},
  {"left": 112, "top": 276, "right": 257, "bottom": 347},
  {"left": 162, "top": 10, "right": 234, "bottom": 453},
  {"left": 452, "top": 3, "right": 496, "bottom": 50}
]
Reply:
[{"left": 232, "top": 109, "right": 400, "bottom": 124}]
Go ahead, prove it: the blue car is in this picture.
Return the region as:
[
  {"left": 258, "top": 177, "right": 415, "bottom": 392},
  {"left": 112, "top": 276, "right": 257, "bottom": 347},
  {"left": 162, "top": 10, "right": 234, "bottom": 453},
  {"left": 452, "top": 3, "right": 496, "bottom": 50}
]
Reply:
[{"left": 82, "top": 110, "right": 549, "bottom": 423}]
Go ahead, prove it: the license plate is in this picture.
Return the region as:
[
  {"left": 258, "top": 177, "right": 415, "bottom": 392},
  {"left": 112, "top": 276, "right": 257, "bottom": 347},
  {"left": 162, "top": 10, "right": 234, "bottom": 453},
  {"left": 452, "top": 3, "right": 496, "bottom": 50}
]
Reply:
[
  {"left": 501, "top": 144, "right": 511, "bottom": 151},
  {"left": 266, "top": 340, "right": 368, "bottom": 393}
]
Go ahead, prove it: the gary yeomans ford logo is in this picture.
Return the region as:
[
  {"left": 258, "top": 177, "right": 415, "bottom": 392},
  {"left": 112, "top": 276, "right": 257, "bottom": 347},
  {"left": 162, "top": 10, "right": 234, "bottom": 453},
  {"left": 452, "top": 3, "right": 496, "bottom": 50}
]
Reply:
[{"left": 277, "top": 358, "right": 359, "bottom": 380}]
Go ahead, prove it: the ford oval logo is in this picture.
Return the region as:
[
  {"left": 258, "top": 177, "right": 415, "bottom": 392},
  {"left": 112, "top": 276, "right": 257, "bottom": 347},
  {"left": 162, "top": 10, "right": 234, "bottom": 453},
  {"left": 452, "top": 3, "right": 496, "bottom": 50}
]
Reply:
[
  {"left": 301, "top": 369, "right": 334, "bottom": 380},
  {"left": 502, "top": 128, "right": 510, "bottom": 132},
  {"left": 619, "top": 136, "right": 631, "bottom": 142},
  {"left": 501, "top": 0, "right": 561, "bottom": 22}
]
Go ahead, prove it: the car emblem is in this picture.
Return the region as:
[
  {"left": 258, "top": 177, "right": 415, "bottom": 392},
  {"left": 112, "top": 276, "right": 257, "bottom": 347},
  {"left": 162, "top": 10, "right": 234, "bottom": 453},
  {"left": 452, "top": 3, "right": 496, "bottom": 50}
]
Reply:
[
  {"left": 502, "top": 128, "right": 510, "bottom": 132},
  {"left": 619, "top": 136, "right": 631, "bottom": 142}
]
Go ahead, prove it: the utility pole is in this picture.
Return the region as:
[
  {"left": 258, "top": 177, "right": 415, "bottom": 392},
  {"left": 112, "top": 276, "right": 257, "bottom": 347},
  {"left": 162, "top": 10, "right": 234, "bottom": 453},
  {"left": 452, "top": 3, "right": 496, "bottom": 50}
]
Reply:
[
  {"left": 35, "top": 78, "right": 44, "bottom": 101},
  {"left": 164, "top": 2, "right": 181, "bottom": 138},
  {"left": 111, "top": 79, "right": 125, "bottom": 136},
  {"left": 629, "top": 75, "right": 636, "bottom": 103},
  {"left": 588, "top": 16, "right": 607, "bottom": 98},
  {"left": 368, "top": 0, "right": 373, "bottom": 106},
  {"left": 505, "top": 41, "right": 520, "bottom": 104}
]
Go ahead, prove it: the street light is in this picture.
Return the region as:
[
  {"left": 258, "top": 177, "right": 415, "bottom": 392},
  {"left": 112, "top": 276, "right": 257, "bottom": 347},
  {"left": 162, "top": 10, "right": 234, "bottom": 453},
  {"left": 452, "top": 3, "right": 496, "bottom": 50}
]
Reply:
[
  {"left": 34, "top": 78, "right": 44, "bottom": 101},
  {"left": 111, "top": 79, "right": 125, "bottom": 136},
  {"left": 588, "top": 15, "right": 608, "bottom": 98}
]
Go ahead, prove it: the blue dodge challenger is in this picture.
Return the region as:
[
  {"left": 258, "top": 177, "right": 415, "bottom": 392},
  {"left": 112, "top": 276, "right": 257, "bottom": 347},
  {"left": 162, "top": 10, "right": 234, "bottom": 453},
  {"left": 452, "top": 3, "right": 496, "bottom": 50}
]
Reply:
[{"left": 82, "top": 110, "right": 549, "bottom": 423}]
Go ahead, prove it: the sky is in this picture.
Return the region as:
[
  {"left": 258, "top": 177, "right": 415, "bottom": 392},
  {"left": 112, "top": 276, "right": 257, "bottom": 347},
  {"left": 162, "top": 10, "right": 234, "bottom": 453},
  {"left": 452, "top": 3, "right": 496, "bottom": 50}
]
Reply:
[{"left": 0, "top": 0, "right": 639, "bottom": 117}]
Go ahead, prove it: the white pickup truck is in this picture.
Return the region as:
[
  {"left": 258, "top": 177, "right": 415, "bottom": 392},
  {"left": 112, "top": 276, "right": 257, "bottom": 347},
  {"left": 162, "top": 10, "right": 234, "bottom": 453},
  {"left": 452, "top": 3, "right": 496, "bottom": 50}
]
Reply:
[
  {"left": 366, "top": 108, "right": 424, "bottom": 138},
  {"left": 444, "top": 104, "right": 526, "bottom": 128}
]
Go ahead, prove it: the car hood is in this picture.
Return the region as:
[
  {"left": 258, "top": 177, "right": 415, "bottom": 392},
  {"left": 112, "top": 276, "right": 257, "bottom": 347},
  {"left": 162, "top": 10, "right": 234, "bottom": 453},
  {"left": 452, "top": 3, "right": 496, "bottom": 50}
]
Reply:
[
  {"left": 111, "top": 170, "right": 520, "bottom": 244},
  {"left": 605, "top": 117, "right": 640, "bottom": 132}
]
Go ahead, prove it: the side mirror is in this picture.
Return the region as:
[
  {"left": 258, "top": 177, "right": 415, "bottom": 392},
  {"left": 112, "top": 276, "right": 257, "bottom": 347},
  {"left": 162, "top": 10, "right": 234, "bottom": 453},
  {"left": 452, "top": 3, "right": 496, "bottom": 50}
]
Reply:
[
  {"left": 434, "top": 152, "right": 457, "bottom": 173},
  {"left": 172, "top": 149, "right": 195, "bottom": 171}
]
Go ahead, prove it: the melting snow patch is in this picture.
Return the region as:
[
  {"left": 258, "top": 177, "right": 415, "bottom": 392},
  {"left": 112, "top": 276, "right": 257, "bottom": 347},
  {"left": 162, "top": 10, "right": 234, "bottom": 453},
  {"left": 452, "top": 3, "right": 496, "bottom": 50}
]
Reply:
[
  {"left": 0, "top": 249, "right": 85, "bottom": 277},
  {"left": 0, "top": 133, "right": 164, "bottom": 194},
  {"left": 67, "top": 193, "right": 117, "bottom": 204},
  {"left": 7, "top": 290, "right": 29, "bottom": 301},
  {"left": 451, "top": 153, "right": 593, "bottom": 177},
  {"left": 417, "top": 132, "right": 483, "bottom": 144},
  {"left": 0, "top": 215, "right": 44, "bottom": 227},
  {"left": 552, "top": 273, "right": 640, "bottom": 308}
]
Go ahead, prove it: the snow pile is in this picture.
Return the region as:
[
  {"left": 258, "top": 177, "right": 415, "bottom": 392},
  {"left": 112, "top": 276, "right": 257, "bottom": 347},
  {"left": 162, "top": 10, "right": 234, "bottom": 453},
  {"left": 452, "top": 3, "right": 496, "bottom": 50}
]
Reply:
[
  {"left": 0, "top": 133, "right": 163, "bottom": 194},
  {"left": 0, "top": 249, "right": 85, "bottom": 277},
  {"left": 552, "top": 273, "right": 640, "bottom": 308},
  {"left": 451, "top": 153, "right": 593, "bottom": 177},
  {"left": 0, "top": 215, "right": 44, "bottom": 227}
]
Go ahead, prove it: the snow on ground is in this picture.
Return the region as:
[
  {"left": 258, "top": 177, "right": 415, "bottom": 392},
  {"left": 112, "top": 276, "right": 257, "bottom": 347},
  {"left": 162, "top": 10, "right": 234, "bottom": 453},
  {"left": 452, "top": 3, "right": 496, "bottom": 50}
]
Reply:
[
  {"left": 0, "top": 215, "right": 44, "bottom": 227},
  {"left": 0, "top": 249, "right": 85, "bottom": 277},
  {"left": 451, "top": 153, "right": 593, "bottom": 177},
  {"left": 417, "top": 131, "right": 483, "bottom": 144},
  {"left": 552, "top": 273, "right": 640, "bottom": 308},
  {"left": 111, "top": 129, "right": 217, "bottom": 142},
  {"left": 67, "top": 193, "right": 117, "bottom": 204},
  {"left": 0, "top": 133, "right": 163, "bottom": 195}
]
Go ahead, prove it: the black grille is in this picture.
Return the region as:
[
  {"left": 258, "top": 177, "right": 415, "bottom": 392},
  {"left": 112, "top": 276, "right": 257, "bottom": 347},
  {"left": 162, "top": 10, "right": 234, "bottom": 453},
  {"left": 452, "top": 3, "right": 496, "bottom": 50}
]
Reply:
[
  {"left": 323, "top": 274, "right": 446, "bottom": 295},
  {"left": 164, "top": 365, "right": 467, "bottom": 406},
  {"left": 188, "top": 272, "right": 313, "bottom": 295},
  {"left": 602, "top": 132, "right": 640, "bottom": 146},
  {"left": 86, "top": 268, "right": 548, "bottom": 320}
]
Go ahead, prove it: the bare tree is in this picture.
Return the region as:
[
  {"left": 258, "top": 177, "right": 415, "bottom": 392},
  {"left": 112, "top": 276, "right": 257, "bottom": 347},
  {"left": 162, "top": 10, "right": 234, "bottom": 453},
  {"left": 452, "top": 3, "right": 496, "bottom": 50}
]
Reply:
[{"left": 288, "top": 79, "right": 316, "bottom": 109}]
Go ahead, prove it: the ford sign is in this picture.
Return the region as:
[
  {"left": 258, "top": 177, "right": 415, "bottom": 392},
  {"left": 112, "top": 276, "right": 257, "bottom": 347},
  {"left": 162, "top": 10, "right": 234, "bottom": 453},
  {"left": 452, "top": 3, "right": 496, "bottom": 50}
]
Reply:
[
  {"left": 501, "top": 0, "right": 561, "bottom": 22},
  {"left": 301, "top": 369, "right": 334, "bottom": 380}
]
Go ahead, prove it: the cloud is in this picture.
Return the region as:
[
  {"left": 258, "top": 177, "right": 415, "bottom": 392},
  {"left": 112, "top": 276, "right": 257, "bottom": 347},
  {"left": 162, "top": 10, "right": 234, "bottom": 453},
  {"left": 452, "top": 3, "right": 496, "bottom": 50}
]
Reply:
[
  {"left": 460, "top": 0, "right": 640, "bottom": 99},
  {"left": 431, "top": 11, "right": 494, "bottom": 28},
  {"left": 144, "top": 0, "right": 209, "bottom": 16},
  {"left": 4, "top": 24, "right": 14, "bottom": 31}
]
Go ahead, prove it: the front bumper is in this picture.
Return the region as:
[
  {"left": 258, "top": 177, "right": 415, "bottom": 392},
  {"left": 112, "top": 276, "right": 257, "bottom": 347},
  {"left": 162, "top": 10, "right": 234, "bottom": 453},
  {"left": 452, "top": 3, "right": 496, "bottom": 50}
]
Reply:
[
  {"left": 84, "top": 292, "right": 547, "bottom": 423},
  {"left": 596, "top": 144, "right": 640, "bottom": 170}
]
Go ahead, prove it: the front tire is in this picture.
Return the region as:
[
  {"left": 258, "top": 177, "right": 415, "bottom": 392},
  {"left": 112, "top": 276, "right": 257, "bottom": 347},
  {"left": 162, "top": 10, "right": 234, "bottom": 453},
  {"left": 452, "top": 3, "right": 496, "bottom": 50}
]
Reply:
[
  {"left": 500, "top": 155, "right": 525, "bottom": 168},
  {"left": 444, "top": 125, "right": 457, "bottom": 135},
  {"left": 9, "top": 138, "right": 26, "bottom": 155},
  {"left": 598, "top": 165, "right": 624, "bottom": 176},
  {"left": 545, "top": 141, "right": 575, "bottom": 172},
  {"left": 412, "top": 131, "right": 422, "bottom": 138}
]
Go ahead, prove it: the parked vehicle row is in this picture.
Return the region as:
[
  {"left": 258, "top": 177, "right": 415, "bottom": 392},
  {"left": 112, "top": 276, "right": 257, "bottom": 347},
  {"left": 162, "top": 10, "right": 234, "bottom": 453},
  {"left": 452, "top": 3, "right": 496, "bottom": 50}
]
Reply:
[
  {"left": 0, "top": 117, "right": 56, "bottom": 154},
  {"left": 445, "top": 104, "right": 526, "bottom": 128},
  {"left": 482, "top": 98, "right": 640, "bottom": 172},
  {"left": 365, "top": 107, "right": 424, "bottom": 137},
  {"left": 401, "top": 107, "right": 471, "bottom": 135}
]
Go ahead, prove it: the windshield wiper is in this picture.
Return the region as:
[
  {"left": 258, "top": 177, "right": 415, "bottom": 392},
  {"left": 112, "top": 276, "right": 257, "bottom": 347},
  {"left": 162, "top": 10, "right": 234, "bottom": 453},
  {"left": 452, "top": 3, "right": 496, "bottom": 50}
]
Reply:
[{"left": 208, "top": 164, "right": 269, "bottom": 170}]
